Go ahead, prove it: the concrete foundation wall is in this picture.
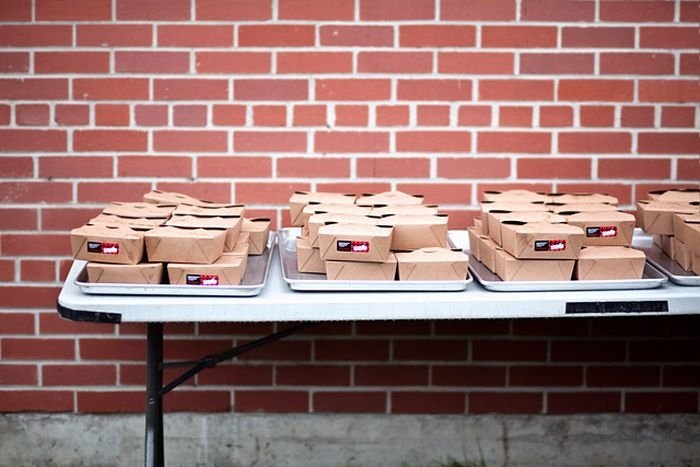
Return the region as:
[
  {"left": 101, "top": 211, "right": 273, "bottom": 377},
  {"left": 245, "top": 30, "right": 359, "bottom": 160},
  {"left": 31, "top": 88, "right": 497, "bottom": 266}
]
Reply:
[{"left": 1, "top": 413, "right": 698, "bottom": 467}]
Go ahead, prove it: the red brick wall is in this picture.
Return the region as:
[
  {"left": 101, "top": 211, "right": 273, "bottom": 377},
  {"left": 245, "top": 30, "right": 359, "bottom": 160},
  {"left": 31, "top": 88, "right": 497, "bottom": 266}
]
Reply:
[{"left": 0, "top": 0, "right": 698, "bottom": 414}]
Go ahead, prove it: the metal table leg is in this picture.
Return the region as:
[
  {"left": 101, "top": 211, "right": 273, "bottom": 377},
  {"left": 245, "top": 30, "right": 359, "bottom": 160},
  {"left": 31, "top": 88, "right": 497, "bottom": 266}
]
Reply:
[{"left": 145, "top": 323, "right": 164, "bottom": 467}]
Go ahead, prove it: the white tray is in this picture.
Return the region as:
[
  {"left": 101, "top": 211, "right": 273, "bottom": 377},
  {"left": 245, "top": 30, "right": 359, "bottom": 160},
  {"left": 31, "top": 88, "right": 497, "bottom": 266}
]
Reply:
[
  {"left": 74, "top": 233, "right": 276, "bottom": 297},
  {"left": 279, "top": 228, "right": 472, "bottom": 292},
  {"left": 638, "top": 243, "right": 700, "bottom": 286}
]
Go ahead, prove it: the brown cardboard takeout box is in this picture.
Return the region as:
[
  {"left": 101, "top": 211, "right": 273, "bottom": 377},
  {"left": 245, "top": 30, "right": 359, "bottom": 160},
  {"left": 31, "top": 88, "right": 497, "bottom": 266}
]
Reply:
[
  {"left": 318, "top": 223, "right": 393, "bottom": 263},
  {"left": 478, "top": 235, "right": 498, "bottom": 273},
  {"left": 672, "top": 213, "right": 700, "bottom": 248},
  {"left": 173, "top": 203, "right": 245, "bottom": 218},
  {"left": 467, "top": 227, "right": 482, "bottom": 261},
  {"left": 546, "top": 193, "right": 618, "bottom": 205},
  {"left": 103, "top": 202, "right": 175, "bottom": 219},
  {"left": 671, "top": 237, "right": 693, "bottom": 271},
  {"left": 289, "top": 191, "right": 357, "bottom": 226},
  {"left": 166, "top": 214, "right": 241, "bottom": 252},
  {"left": 296, "top": 236, "right": 325, "bottom": 274},
  {"left": 167, "top": 255, "right": 246, "bottom": 286},
  {"left": 546, "top": 202, "right": 619, "bottom": 214},
  {"left": 355, "top": 191, "right": 424, "bottom": 206},
  {"left": 370, "top": 204, "right": 440, "bottom": 216},
  {"left": 575, "top": 246, "right": 646, "bottom": 280},
  {"left": 651, "top": 189, "right": 700, "bottom": 204},
  {"left": 565, "top": 210, "right": 636, "bottom": 246},
  {"left": 325, "top": 253, "right": 397, "bottom": 281},
  {"left": 379, "top": 214, "right": 449, "bottom": 251},
  {"left": 494, "top": 247, "right": 575, "bottom": 281},
  {"left": 482, "top": 190, "right": 548, "bottom": 203},
  {"left": 307, "top": 213, "right": 377, "bottom": 248},
  {"left": 637, "top": 200, "right": 699, "bottom": 235},
  {"left": 71, "top": 224, "right": 145, "bottom": 265},
  {"left": 241, "top": 218, "right": 271, "bottom": 255},
  {"left": 300, "top": 203, "right": 373, "bottom": 229},
  {"left": 87, "top": 262, "right": 163, "bottom": 284},
  {"left": 395, "top": 248, "right": 469, "bottom": 281},
  {"left": 693, "top": 253, "right": 700, "bottom": 275},
  {"left": 89, "top": 213, "right": 165, "bottom": 231},
  {"left": 487, "top": 211, "right": 567, "bottom": 246},
  {"left": 480, "top": 201, "right": 547, "bottom": 234},
  {"left": 500, "top": 221, "right": 584, "bottom": 260},
  {"left": 143, "top": 190, "right": 201, "bottom": 206},
  {"left": 144, "top": 226, "right": 226, "bottom": 264}
]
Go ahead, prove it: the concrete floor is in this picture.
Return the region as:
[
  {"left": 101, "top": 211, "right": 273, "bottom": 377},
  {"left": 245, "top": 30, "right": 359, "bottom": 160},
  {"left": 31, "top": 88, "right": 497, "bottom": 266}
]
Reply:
[{"left": 1, "top": 413, "right": 698, "bottom": 466}]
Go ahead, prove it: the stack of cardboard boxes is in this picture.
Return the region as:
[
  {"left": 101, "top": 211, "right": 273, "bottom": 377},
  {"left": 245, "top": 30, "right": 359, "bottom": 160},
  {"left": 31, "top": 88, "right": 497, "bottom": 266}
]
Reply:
[
  {"left": 469, "top": 190, "right": 646, "bottom": 281},
  {"left": 70, "top": 190, "right": 271, "bottom": 286},
  {"left": 289, "top": 191, "right": 469, "bottom": 281},
  {"left": 637, "top": 189, "right": 700, "bottom": 275}
]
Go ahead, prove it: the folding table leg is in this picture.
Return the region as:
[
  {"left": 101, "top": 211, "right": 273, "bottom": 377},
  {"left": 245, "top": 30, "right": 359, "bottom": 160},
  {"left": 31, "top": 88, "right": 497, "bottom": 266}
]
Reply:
[{"left": 145, "top": 323, "right": 164, "bottom": 467}]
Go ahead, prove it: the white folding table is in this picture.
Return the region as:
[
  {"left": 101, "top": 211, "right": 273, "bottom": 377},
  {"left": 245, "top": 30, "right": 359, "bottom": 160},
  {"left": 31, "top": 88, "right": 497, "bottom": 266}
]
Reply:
[{"left": 56, "top": 231, "right": 700, "bottom": 467}]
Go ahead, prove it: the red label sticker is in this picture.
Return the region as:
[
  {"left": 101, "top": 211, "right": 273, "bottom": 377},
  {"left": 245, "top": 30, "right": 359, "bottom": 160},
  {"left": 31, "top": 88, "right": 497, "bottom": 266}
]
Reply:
[
  {"left": 186, "top": 274, "right": 219, "bottom": 286},
  {"left": 600, "top": 226, "right": 618, "bottom": 238},
  {"left": 534, "top": 239, "right": 567, "bottom": 252},
  {"left": 337, "top": 240, "right": 370, "bottom": 253},
  {"left": 87, "top": 241, "right": 119, "bottom": 255}
]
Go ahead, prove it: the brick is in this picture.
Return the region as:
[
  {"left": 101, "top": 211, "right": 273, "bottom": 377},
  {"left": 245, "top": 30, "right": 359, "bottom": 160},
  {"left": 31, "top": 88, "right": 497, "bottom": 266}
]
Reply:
[
  {"left": 156, "top": 182, "right": 231, "bottom": 203},
  {"left": 360, "top": 0, "right": 434, "bottom": 20},
  {"left": 438, "top": 157, "right": 509, "bottom": 179},
  {"left": 154, "top": 131, "right": 227, "bottom": 152},
  {"left": 588, "top": 366, "right": 660, "bottom": 388},
  {"left": 432, "top": 365, "right": 505, "bottom": 387},
  {"left": 416, "top": 105, "right": 449, "bottom": 126},
  {"left": 280, "top": 0, "right": 354, "bottom": 20},
  {"left": 235, "top": 131, "right": 306, "bottom": 152},
  {"left": 39, "top": 156, "right": 112, "bottom": 179},
  {"left": 0, "top": 286, "right": 59, "bottom": 308},
  {"left": 513, "top": 319, "right": 589, "bottom": 337},
  {"left": 640, "top": 27, "right": 700, "bottom": 49},
  {"left": 478, "top": 132, "right": 551, "bottom": 154},
  {"left": 400, "top": 26, "right": 475, "bottom": 47},
  {"left": 74, "top": 130, "right": 146, "bottom": 152},
  {"left": 600, "top": 1, "right": 674, "bottom": 22},
  {"left": 396, "top": 131, "right": 470, "bottom": 153},
  {"left": 677, "top": 159, "right": 700, "bottom": 181},
  {"left": 1, "top": 103, "right": 10, "bottom": 124},
  {"left": 117, "top": 0, "right": 190, "bottom": 20},
  {"left": 2, "top": 338, "right": 74, "bottom": 360},
  {"left": 395, "top": 183, "right": 471, "bottom": 205},
  {"left": 276, "top": 364, "right": 350, "bottom": 386},
  {"left": 315, "top": 339, "right": 389, "bottom": 361},
  {"left": 552, "top": 340, "right": 626, "bottom": 362},
  {"left": 0, "top": 0, "right": 31, "bottom": 21},
  {"left": 0, "top": 130, "right": 66, "bottom": 152},
  {"left": 1, "top": 78, "right": 67, "bottom": 100},
  {"left": 196, "top": 364, "right": 273, "bottom": 386},
  {"left": 239, "top": 25, "right": 314, "bottom": 47},
  {"left": 335, "top": 105, "right": 368, "bottom": 126},
  {"left": 118, "top": 156, "right": 192, "bottom": 178},
  {"left": 482, "top": 26, "right": 557, "bottom": 48},
  {"left": 315, "top": 131, "right": 388, "bottom": 153},
  {"left": 661, "top": 107, "right": 696, "bottom": 128},
  {"left": 313, "top": 392, "right": 386, "bottom": 413},
  {"left": 41, "top": 208, "right": 102, "bottom": 231},
  {"left": 540, "top": 105, "right": 575, "bottom": 128},
  {"left": 277, "top": 157, "right": 350, "bottom": 178},
  {"left": 159, "top": 25, "right": 233, "bottom": 47},
  {"left": 3, "top": 234, "right": 70, "bottom": 256},
  {"left": 600, "top": 53, "right": 674, "bottom": 75},
  {"left": 626, "top": 392, "right": 698, "bottom": 414},
  {"left": 392, "top": 392, "right": 465, "bottom": 414},
  {"left": 562, "top": 27, "right": 635, "bottom": 48},
  {"left": 664, "top": 366, "right": 700, "bottom": 387},
  {"left": 458, "top": 106, "right": 492, "bottom": 126},
  {"left": 16, "top": 104, "right": 50, "bottom": 126},
  {"left": 580, "top": 106, "right": 615, "bottom": 127},
  {"left": 0, "top": 182, "right": 71, "bottom": 203},
  {"left": 469, "top": 392, "right": 542, "bottom": 414},
  {"left": 638, "top": 133, "right": 699, "bottom": 155},
  {"left": 441, "top": 0, "right": 515, "bottom": 20},
  {"left": 357, "top": 157, "right": 431, "bottom": 178},
  {"left": 398, "top": 79, "right": 471, "bottom": 101},
  {"left": 162, "top": 339, "right": 236, "bottom": 361},
  {"left": 0, "top": 260, "right": 15, "bottom": 281},
  {"left": 499, "top": 106, "right": 532, "bottom": 127},
  {"left": 235, "top": 390, "right": 308, "bottom": 413},
  {"left": 355, "top": 365, "right": 428, "bottom": 386},
  {"left": 116, "top": 52, "right": 189, "bottom": 74},
  {"left": 253, "top": 105, "right": 286, "bottom": 127},
  {"left": 293, "top": 105, "right": 326, "bottom": 126},
  {"left": 0, "top": 26, "right": 72, "bottom": 47},
  {"left": 77, "top": 182, "right": 152, "bottom": 203},
  {"left": 133, "top": 105, "right": 167, "bottom": 127},
  {"left": 377, "top": 105, "right": 409, "bottom": 127},
  {"left": 510, "top": 366, "right": 583, "bottom": 387},
  {"left": 36, "top": 0, "right": 110, "bottom": 20},
  {"left": 38, "top": 313, "right": 113, "bottom": 336},
  {"left": 79, "top": 338, "right": 145, "bottom": 361},
  {"left": 320, "top": 26, "right": 393, "bottom": 46},
  {"left": 559, "top": 132, "right": 631, "bottom": 154},
  {"left": 0, "top": 391, "right": 73, "bottom": 412},
  {"left": 440, "top": 52, "right": 514, "bottom": 74},
  {"left": 0, "top": 208, "right": 37, "bottom": 230},
  {"left": 621, "top": 106, "right": 655, "bottom": 128},
  {"left": 173, "top": 105, "right": 207, "bottom": 127},
  {"left": 76, "top": 391, "right": 142, "bottom": 413},
  {"left": 479, "top": 79, "right": 553, "bottom": 101},
  {"left": 681, "top": 1, "right": 700, "bottom": 21},
  {"left": 77, "top": 25, "right": 152, "bottom": 47},
  {"left": 213, "top": 105, "right": 246, "bottom": 126},
  {"left": 235, "top": 182, "right": 310, "bottom": 205},
  {"left": 154, "top": 79, "right": 228, "bottom": 101},
  {"left": 55, "top": 105, "right": 90, "bottom": 126},
  {"left": 74, "top": 78, "right": 148, "bottom": 101},
  {"left": 548, "top": 392, "right": 620, "bottom": 414},
  {"left": 196, "top": 0, "right": 271, "bottom": 20},
  {"left": 196, "top": 52, "right": 270, "bottom": 74},
  {"left": 520, "top": 53, "right": 594, "bottom": 75},
  {"left": 559, "top": 80, "right": 633, "bottom": 102},
  {"left": 43, "top": 364, "right": 116, "bottom": 386},
  {"left": 358, "top": 52, "right": 433, "bottom": 74},
  {"left": 278, "top": 52, "right": 352, "bottom": 74},
  {"left": 317, "top": 79, "right": 390, "bottom": 101},
  {"left": 521, "top": 0, "right": 594, "bottom": 21},
  {"left": 0, "top": 364, "right": 37, "bottom": 385},
  {"left": 235, "top": 79, "right": 307, "bottom": 101},
  {"left": 35, "top": 52, "right": 109, "bottom": 74},
  {"left": 394, "top": 339, "right": 468, "bottom": 361},
  {"left": 639, "top": 80, "right": 700, "bottom": 103},
  {"left": 0, "top": 313, "right": 34, "bottom": 334},
  {"left": 473, "top": 340, "right": 547, "bottom": 362},
  {"left": 630, "top": 340, "right": 700, "bottom": 362},
  {"left": 118, "top": 363, "right": 194, "bottom": 387},
  {"left": 0, "top": 52, "right": 29, "bottom": 73},
  {"left": 356, "top": 321, "right": 431, "bottom": 335},
  {"left": 95, "top": 104, "right": 130, "bottom": 127},
  {"left": 518, "top": 158, "right": 591, "bottom": 179}
]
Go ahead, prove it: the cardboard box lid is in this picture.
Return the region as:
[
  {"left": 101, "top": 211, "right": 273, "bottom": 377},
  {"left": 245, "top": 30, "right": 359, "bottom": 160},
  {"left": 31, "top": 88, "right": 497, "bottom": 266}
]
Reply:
[
  {"left": 166, "top": 215, "right": 240, "bottom": 230},
  {"left": 502, "top": 221, "right": 583, "bottom": 236},
  {"left": 651, "top": 189, "right": 700, "bottom": 203},
  {"left": 489, "top": 210, "right": 567, "bottom": 223},
  {"left": 318, "top": 222, "right": 393, "bottom": 238},
  {"left": 355, "top": 191, "right": 424, "bottom": 206},
  {"left": 72, "top": 223, "right": 144, "bottom": 241},
  {"left": 143, "top": 190, "right": 200, "bottom": 205},
  {"left": 482, "top": 190, "right": 548, "bottom": 203},
  {"left": 500, "top": 221, "right": 584, "bottom": 259},
  {"left": 87, "top": 262, "right": 163, "bottom": 284},
  {"left": 576, "top": 246, "right": 646, "bottom": 280},
  {"left": 547, "top": 202, "right": 619, "bottom": 214},
  {"left": 309, "top": 213, "right": 377, "bottom": 228},
  {"left": 378, "top": 214, "right": 448, "bottom": 227},
  {"left": 103, "top": 202, "right": 175, "bottom": 219},
  {"left": 318, "top": 222, "right": 393, "bottom": 262},
  {"left": 565, "top": 210, "right": 636, "bottom": 223},
  {"left": 370, "top": 204, "right": 440, "bottom": 216},
  {"left": 480, "top": 201, "right": 547, "bottom": 214},
  {"left": 144, "top": 225, "right": 224, "bottom": 240},
  {"left": 578, "top": 245, "right": 645, "bottom": 260},
  {"left": 71, "top": 223, "right": 145, "bottom": 264},
  {"left": 546, "top": 193, "right": 618, "bottom": 205},
  {"left": 302, "top": 203, "right": 373, "bottom": 217},
  {"left": 89, "top": 213, "right": 164, "bottom": 230},
  {"left": 289, "top": 191, "right": 357, "bottom": 205},
  {"left": 379, "top": 214, "right": 449, "bottom": 250},
  {"left": 395, "top": 247, "right": 468, "bottom": 264},
  {"left": 241, "top": 217, "right": 271, "bottom": 233},
  {"left": 173, "top": 204, "right": 245, "bottom": 217}
]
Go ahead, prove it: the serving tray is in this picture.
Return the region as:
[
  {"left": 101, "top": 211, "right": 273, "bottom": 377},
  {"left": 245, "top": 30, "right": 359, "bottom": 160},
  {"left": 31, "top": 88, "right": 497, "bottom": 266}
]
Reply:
[
  {"left": 74, "top": 233, "right": 276, "bottom": 297},
  {"left": 279, "top": 228, "right": 472, "bottom": 292},
  {"left": 638, "top": 243, "right": 700, "bottom": 287}
]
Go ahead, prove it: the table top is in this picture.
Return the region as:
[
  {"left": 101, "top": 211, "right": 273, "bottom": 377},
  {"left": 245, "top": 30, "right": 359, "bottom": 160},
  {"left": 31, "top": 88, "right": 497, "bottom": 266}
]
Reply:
[{"left": 57, "top": 231, "right": 700, "bottom": 323}]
